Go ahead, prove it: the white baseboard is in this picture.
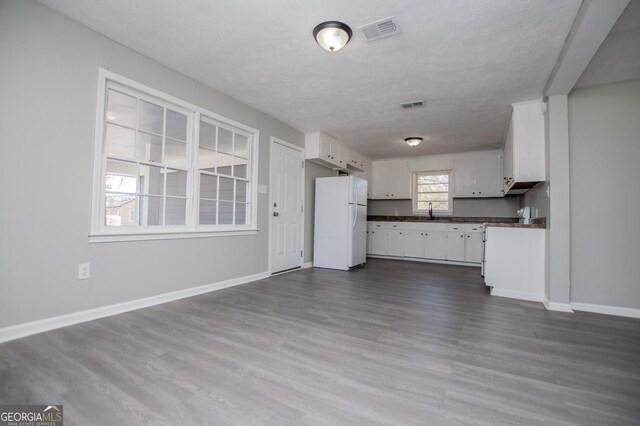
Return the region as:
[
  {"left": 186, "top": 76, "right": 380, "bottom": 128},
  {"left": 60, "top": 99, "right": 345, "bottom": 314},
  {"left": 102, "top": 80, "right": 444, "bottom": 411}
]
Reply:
[
  {"left": 367, "top": 255, "right": 480, "bottom": 268},
  {"left": 302, "top": 262, "right": 313, "bottom": 269},
  {"left": 571, "top": 302, "right": 640, "bottom": 319},
  {"left": 543, "top": 296, "right": 574, "bottom": 313},
  {"left": 490, "top": 288, "right": 544, "bottom": 303},
  {"left": 0, "top": 271, "right": 270, "bottom": 344}
]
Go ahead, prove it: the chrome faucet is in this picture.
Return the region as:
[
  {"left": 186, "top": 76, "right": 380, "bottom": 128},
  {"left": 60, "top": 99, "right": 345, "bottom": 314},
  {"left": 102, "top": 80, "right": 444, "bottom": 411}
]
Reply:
[{"left": 428, "top": 202, "right": 434, "bottom": 220}]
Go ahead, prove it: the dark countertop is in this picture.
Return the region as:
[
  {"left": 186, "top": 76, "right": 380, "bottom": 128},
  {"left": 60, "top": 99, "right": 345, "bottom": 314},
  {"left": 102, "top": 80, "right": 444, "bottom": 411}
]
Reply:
[
  {"left": 484, "top": 218, "right": 546, "bottom": 229},
  {"left": 367, "top": 215, "right": 546, "bottom": 229}
]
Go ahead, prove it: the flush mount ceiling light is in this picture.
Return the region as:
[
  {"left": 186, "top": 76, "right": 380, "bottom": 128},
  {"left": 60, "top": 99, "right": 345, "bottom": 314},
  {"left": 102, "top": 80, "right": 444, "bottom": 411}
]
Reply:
[
  {"left": 405, "top": 137, "right": 423, "bottom": 147},
  {"left": 313, "top": 21, "right": 352, "bottom": 52}
]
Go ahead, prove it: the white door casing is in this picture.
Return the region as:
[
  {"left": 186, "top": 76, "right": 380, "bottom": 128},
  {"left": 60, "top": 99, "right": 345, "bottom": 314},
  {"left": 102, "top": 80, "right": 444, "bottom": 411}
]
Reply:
[{"left": 270, "top": 139, "right": 304, "bottom": 274}]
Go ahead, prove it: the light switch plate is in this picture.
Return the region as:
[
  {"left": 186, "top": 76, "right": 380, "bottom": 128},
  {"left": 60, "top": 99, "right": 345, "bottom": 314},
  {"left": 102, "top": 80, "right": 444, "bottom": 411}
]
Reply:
[{"left": 258, "top": 184, "right": 267, "bottom": 194}]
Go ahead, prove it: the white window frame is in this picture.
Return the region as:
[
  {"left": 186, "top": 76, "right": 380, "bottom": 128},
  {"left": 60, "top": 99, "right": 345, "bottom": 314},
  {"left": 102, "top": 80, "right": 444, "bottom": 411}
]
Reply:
[
  {"left": 90, "top": 68, "right": 259, "bottom": 242},
  {"left": 412, "top": 170, "right": 453, "bottom": 215}
]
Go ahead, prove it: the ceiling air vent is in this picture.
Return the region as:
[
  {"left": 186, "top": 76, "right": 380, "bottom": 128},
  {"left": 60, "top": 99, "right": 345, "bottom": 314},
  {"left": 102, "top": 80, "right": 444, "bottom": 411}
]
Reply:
[
  {"left": 400, "top": 100, "right": 425, "bottom": 109},
  {"left": 358, "top": 16, "right": 400, "bottom": 42}
]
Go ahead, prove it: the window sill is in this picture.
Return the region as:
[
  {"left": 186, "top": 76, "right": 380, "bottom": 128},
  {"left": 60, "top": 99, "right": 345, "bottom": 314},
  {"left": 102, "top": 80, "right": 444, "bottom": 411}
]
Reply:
[
  {"left": 412, "top": 211, "right": 453, "bottom": 216},
  {"left": 89, "top": 229, "right": 258, "bottom": 243}
]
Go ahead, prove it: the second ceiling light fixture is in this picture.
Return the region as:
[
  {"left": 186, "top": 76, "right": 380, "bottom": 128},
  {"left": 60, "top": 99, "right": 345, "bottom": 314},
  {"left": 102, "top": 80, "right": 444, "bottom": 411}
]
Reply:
[{"left": 313, "top": 21, "right": 352, "bottom": 52}]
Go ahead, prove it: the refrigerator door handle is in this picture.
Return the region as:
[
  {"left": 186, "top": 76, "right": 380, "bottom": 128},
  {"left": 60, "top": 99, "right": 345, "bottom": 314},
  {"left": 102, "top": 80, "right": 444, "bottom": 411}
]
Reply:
[{"left": 352, "top": 204, "right": 358, "bottom": 229}]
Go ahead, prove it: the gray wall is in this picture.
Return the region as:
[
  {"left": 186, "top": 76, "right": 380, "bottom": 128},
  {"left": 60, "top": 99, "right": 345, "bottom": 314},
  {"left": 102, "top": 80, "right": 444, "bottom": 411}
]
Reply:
[
  {"left": 368, "top": 197, "right": 520, "bottom": 218},
  {"left": 0, "top": 1, "right": 304, "bottom": 327},
  {"left": 304, "top": 162, "right": 336, "bottom": 263},
  {"left": 569, "top": 78, "right": 640, "bottom": 309},
  {"left": 521, "top": 181, "right": 550, "bottom": 220}
]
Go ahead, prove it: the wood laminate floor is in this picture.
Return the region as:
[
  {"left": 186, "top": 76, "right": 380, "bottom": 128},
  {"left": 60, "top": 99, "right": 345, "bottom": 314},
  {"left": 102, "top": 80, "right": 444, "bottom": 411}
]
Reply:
[{"left": 1, "top": 258, "right": 639, "bottom": 425}]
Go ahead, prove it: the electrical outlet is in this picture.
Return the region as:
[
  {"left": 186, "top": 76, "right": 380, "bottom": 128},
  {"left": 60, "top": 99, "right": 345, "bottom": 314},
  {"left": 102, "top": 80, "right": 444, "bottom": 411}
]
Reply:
[
  {"left": 78, "top": 263, "right": 91, "bottom": 280},
  {"left": 535, "top": 208, "right": 539, "bottom": 218}
]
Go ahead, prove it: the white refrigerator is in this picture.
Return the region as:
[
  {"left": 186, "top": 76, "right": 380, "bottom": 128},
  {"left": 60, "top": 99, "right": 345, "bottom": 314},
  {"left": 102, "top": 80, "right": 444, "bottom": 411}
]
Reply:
[{"left": 313, "top": 176, "right": 368, "bottom": 271}]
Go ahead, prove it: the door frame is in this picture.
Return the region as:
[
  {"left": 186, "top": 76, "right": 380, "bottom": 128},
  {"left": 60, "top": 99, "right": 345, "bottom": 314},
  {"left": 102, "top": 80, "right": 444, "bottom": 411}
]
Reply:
[{"left": 268, "top": 136, "right": 305, "bottom": 274}]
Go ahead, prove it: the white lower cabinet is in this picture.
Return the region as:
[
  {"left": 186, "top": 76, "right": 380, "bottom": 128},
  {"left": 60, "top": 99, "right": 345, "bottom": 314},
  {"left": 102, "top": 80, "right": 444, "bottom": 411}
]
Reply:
[
  {"left": 484, "top": 227, "right": 545, "bottom": 301},
  {"left": 464, "top": 233, "right": 483, "bottom": 263},
  {"left": 446, "top": 232, "right": 466, "bottom": 261},
  {"left": 404, "top": 230, "right": 425, "bottom": 258},
  {"left": 387, "top": 230, "right": 405, "bottom": 257},
  {"left": 369, "top": 228, "right": 387, "bottom": 255},
  {"left": 425, "top": 231, "right": 447, "bottom": 260},
  {"left": 367, "top": 222, "right": 482, "bottom": 265}
]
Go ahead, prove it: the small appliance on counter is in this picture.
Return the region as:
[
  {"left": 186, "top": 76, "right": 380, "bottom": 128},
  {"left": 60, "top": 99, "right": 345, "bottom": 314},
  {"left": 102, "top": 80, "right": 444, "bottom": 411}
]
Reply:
[{"left": 517, "top": 206, "right": 531, "bottom": 224}]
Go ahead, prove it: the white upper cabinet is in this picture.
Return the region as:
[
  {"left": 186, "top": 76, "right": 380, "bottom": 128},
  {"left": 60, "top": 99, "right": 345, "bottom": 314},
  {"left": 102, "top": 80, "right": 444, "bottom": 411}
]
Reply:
[
  {"left": 503, "top": 100, "right": 546, "bottom": 194},
  {"left": 371, "top": 159, "right": 411, "bottom": 199},
  {"left": 452, "top": 151, "right": 502, "bottom": 198},
  {"left": 305, "top": 131, "right": 369, "bottom": 173}
]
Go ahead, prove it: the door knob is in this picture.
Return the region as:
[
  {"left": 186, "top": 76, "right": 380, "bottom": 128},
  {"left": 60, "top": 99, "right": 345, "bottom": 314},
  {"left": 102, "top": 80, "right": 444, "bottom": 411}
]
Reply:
[{"left": 273, "top": 212, "right": 279, "bottom": 217}]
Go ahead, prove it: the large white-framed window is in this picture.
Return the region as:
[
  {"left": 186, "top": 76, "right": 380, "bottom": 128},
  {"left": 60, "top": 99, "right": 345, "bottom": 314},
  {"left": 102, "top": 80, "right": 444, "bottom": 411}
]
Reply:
[
  {"left": 91, "top": 69, "right": 259, "bottom": 242},
  {"left": 412, "top": 170, "right": 453, "bottom": 215}
]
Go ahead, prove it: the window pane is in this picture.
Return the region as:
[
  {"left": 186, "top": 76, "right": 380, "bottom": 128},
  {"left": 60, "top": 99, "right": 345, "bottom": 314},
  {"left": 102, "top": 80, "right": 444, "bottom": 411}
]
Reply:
[
  {"left": 139, "top": 100, "right": 163, "bottom": 135},
  {"left": 219, "top": 177, "right": 234, "bottom": 201},
  {"left": 139, "top": 195, "right": 163, "bottom": 226},
  {"left": 164, "top": 138, "right": 186, "bottom": 168},
  {"left": 166, "top": 109, "right": 187, "bottom": 141},
  {"left": 234, "top": 158, "right": 247, "bottom": 178},
  {"left": 137, "top": 131, "right": 162, "bottom": 163},
  {"left": 165, "top": 169, "right": 187, "bottom": 197},
  {"left": 236, "top": 181, "right": 248, "bottom": 203},
  {"left": 418, "top": 193, "right": 448, "bottom": 202},
  {"left": 219, "top": 201, "right": 233, "bottom": 224},
  {"left": 235, "top": 203, "right": 247, "bottom": 225},
  {"left": 105, "top": 124, "right": 135, "bottom": 158},
  {"left": 200, "top": 174, "right": 218, "bottom": 200},
  {"left": 218, "top": 127, "right": 233, "bottom": 155},
  {"left": 419, "top": 174, "right": 448, "bottom": 184},
  {"left": 418, "top": 183, "right": 448, "bottom": 192},
  {"left": 199, "top": 121, "right": 216, "bottom": 150},
  {"left": 165, "top": 197, "right": 186, "bottom": 226},
  {"left": 105, "top": 194, "right": 136, "bottom": 226},
  {"left": 198, "top": 147, "right": 216, "bottom": 172},
  {"left": 432, "top": 202, "right": 448, "bottom": 210},
  {"left": 235, "top": 134, "right": 248, "bottom": 158},
  {"left": 217, "top": 152, "right": 233, "bottom": 176},
  {"left": 199, "top": 199, "right": 217, "bottom": 225},
  {"left": 106, "top": 89, "right": 137, "bottom": 129},
  {"left": 106, "top": 160, "right": 137, "bottom": 193},
  {"left": 139, "top": 164, "right": 165, "bottom": 195}
]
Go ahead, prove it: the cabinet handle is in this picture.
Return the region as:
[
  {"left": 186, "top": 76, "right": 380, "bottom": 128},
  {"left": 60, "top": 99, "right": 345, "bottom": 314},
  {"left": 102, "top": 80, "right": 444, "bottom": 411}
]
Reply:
[{"left": 460, "top": 235, "right": 463, "bottom": 238}]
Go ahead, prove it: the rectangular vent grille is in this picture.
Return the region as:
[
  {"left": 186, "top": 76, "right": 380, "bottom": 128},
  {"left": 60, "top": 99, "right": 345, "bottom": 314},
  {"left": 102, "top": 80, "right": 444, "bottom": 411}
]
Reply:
[
  {"left": 401, "top": 100, "right": 425, "bottom": 109},
  {"left": 358, "top": 16, "right": 400, "bottom": 42}
]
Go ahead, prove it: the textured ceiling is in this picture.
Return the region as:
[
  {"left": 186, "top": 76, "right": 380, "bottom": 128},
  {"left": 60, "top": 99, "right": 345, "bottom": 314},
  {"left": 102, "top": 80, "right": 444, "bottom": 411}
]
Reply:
[
  {"left": 39, "top": 0, "right": 582, "bottom": 159},
  {"left": 575, "top": 0, "right": 640, "bottom": 89}
]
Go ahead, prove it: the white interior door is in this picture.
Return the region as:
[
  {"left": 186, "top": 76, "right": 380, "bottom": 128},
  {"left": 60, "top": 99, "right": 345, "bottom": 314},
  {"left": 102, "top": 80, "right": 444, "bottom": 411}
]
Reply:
[{"left": 270, "top": 140, "right": 304, "bottom": 273}]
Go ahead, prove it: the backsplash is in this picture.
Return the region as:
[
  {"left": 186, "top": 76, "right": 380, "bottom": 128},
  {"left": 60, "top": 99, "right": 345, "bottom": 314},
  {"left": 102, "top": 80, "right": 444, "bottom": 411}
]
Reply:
[{"left": 367, "top": 197, "right": 521, "bottom": 218}]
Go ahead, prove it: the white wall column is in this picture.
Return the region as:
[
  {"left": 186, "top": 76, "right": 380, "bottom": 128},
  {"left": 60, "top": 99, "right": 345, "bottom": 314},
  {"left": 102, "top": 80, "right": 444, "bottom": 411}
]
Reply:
[{"left": 545, "top": 95, "right": 572, "bottom": 311}]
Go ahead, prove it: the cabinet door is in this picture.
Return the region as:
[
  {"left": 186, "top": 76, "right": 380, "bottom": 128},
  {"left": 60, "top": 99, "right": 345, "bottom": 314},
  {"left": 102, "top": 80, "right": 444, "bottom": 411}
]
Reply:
[
  {"left": 503, "top": 121, "right": 514, "bottom": 192},
  {"left": 366, "top": 229, "right": 372, "bottom": 255},
  {"left": 318, "top": 135, "right": 332, "bottom": 163},
  {"left": 331, "top": 140, "right": 347, "bottom": 169},
  {"left": 475, "top": 153, "right": 502, "bottom": 197},
  {"left": 446, "top": 232, "right": 466, "bottom": 261},
  {"left": 387, "top": 230, "right": 405, "bottom": 257},
  {"left": 369, "top": 229, "right": 387, "bottom": 255},
  {"left": 464, "top": 233, "right": 483, "bottom": 263},
  {"left": 425, "top": 231, "right": 446, "bottom": 260},
  {"left": 404, "top": 230, "right": 425, "bottom": 258},
  {"left": 371, "top": 162, "right": 389, "bottom": 198},
  {"left": 453, "top": 155, "right": 476, "bottom": 196}
]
